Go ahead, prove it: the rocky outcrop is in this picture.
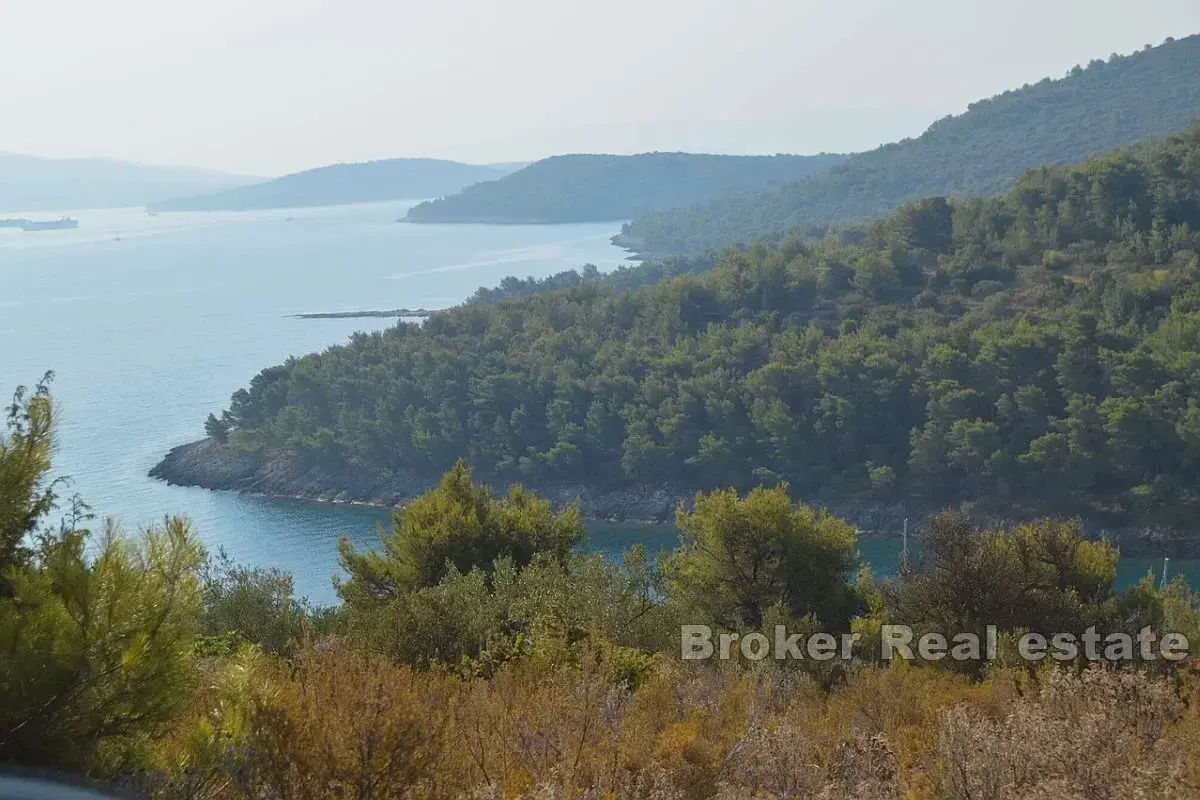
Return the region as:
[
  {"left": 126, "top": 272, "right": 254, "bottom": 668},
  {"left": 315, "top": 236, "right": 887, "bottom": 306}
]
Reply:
[
  {"left": 150, "top": 438, "right": 1200, "bottom": 557},
  {"left": 150, "top": 438, "right": 264, "bottom": 488},
  {"left": 609, "top": 231, "right": 657, "bottom": 260},
  {"left": 149, "top": 438, "right": 689, "bottom": 521},
  {"left": 150, "top": 438, "right": 428, "bottom": 506}
]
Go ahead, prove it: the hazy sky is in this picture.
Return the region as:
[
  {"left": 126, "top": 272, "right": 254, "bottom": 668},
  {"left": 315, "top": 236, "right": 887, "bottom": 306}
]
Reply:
[{"left": 2, "top": 0, "right": 1199, "bottom": 176}]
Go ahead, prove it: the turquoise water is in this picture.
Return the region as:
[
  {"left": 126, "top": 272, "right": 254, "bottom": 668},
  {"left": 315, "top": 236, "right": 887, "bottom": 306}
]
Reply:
[
  {"left": 857, "top": 538, "right": 1200, "bottom": 593},
  {"left": 2, "top": 202, "right": 1195, "bottom": 606},
  {"left": 587, "top": 530, "right": 1199, "bottom": 596}
]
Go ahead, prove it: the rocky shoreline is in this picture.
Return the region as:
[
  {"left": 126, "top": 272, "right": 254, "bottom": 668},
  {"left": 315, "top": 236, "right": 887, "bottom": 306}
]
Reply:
[
  {"left": 609, "top": 231, "right": 657, "bottom": 261},
  {"left": 150, "top": 438, "right": 1200, "bottom": 557},
  {"left": 149, "top": 438, "right": 690, "bottom": 523}
]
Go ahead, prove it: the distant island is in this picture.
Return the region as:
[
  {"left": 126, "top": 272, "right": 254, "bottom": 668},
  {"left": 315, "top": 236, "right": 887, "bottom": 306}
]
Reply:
[
  {"left": 401, "top": 152, "right": 846, "bottom": 225},
  {"left": 618, "top": 34, "right": 1200, "bottom": 256},
  {"left": 291, "top": 308, "right": 439, "bottom": 319},
  {"left": 0, "top": 152, "right": 255, "bottom": 212},
  {"left": 148, "top": 158, "right": 520, "bottom": 212}
]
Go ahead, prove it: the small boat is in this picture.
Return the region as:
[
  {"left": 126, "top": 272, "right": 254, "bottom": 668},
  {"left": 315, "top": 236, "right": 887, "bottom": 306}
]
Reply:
[{"left": 20, "top": 217, "right": 79, "bottom": 232}]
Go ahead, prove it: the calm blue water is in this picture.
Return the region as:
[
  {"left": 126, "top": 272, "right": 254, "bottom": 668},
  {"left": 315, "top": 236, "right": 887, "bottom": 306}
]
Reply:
[
  {"left": 2, "top": 202, "right": 1195, "bottom": 605},
  {"left": 857, "top": 538, "right": 1199, "bottom": 594},
  {"left": 1, "top": 201, "right": 645, "bottom": 604}
]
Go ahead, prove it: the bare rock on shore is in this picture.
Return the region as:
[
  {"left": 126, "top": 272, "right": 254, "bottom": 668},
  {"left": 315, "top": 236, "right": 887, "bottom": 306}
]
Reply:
[
  {"left": 150, "top": 439, "right": 1200, "bottom": 556},
  {"left": 148, "top": 438, "right": 688, "bottom": 520}
]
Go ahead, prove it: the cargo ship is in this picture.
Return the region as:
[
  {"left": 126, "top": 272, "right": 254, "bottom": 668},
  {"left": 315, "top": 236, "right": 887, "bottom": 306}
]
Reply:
[
  {"left": 0, "top": 218, "right": 29, "bottom": 229},
  {"left": 20, "top": 217, "right": 78, "bottom": 231}
]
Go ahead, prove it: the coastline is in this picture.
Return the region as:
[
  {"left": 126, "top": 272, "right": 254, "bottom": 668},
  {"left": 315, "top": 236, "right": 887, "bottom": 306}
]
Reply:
[
  {"left": 399, "top": 215, "right": 633, "bottom": 226},
  {"left": 608, "top": 230, "right": 659, "bottom": 261},
  {"left": 148, "top": 437, "right": 687, "bottom": 524},
  {"left": 394, "top": 216, "right": 656, "bottom": 260},
  {"left": 149, "top": 437, "right": 1200, "bottom": 556},
  {"left": 290, "top": 308, "right": 440, "bottom": 319}
]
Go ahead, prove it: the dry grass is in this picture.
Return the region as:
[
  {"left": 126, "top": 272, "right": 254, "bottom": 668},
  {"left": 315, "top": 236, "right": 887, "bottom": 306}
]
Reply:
[
  {"left": 146, "top": 641, "right": 1200, "bottom": 800},
  {"left": 936, "top": 667, "right": 1197, "bottom": 800}
]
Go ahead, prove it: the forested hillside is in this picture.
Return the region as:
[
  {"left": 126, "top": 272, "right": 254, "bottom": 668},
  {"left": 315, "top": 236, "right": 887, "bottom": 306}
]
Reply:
[
  {"left": 167, "top": 124, "right": 1200, "bottom": 528},
  {"left": 402, "top": 152, "right": 846, "bottom": 223},
  {"left": 147, "top": 158, "right": 514, "bottom": 212},
  {"left": 619, "top": 34, "right": 1200, "bottom": 255},
  {"left": 468, "top": 253, "right": 718, "bottom": 304}
]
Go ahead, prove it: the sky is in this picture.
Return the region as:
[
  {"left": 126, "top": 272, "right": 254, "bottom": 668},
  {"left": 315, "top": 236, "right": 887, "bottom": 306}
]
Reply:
[{"left": 2, "top": 0, "right": 1199, "bottom": 177}]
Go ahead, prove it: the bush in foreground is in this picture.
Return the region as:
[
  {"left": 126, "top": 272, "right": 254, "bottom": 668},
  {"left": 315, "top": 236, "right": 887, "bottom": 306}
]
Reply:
[{"left": 4, "top": 381, "right": 1200, "bottom": 797}]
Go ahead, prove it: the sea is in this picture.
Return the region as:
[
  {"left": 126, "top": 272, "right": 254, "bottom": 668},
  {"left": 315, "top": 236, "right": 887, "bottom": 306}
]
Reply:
[{"left": 1, "top": 201, "right": 1193, "bottom": 605}]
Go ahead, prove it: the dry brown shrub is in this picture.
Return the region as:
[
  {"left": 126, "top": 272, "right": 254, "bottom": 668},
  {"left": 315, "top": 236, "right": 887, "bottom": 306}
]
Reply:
[
  {"left": 143, "top": 640, "right": 1200, "bottom": 800},
  {"left": 445, "top": 656, "right": 626, "bottom": 796},
  {"left": 819, "top": 662, "right": 1018, "bottom": 796},
  {"left": 231, "top": 641, "right": 449, "bottom": 800},
  {"left": 714, "top": 725, "right": 900, "bottom": 800},
  {"left": 1165, "top": 672, "right": 1200, "bottom": 788},
  {"left": 936, "top": 666, "right": 1198, "bottom": 800}
]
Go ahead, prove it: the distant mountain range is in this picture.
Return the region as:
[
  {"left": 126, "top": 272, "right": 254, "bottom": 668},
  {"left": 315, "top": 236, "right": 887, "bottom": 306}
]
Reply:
[
  {"left": 617, "top": 34, "right": 1200, "bottom": 256},
  {"left": 0, "top": 153, "right": 257, "bottom": 212},
  {"left": 401, "top": 152, "right": 847, "bottom": 224},
  {"left": 148, "top": 159, "right": 520, "bottom": 212}
]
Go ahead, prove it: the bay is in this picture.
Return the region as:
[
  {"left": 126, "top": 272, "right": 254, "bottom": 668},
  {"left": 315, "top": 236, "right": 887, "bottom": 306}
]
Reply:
[
  {"left": 0, "top": 201, "right": 639, "bottom": 604},
  {"left": 2, "top": 201, "right": 1195, "bottom": 607}
]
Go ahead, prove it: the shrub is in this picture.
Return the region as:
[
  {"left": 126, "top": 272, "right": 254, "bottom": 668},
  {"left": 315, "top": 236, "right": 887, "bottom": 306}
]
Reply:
[
  {"left": 337, "top": 460, "right": 584, "bottom": 607},
  {"left": 937, "top": 667, "right": 1191, "bottom": 799},
  {"left": 664, "top": 486, "right": 861, "bottom": 631},
  {"left": 199, "top": 549, "right": 332, "bottom": 656},
  {"left": 0, "top": 518, "right": 205, "bottom": 776}
]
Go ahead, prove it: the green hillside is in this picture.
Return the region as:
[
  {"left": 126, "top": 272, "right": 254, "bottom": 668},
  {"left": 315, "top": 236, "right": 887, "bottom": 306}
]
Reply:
[
  {"left": 147, "top": 158, "right": 515, "bottom": 212},
  {"left": 402, "top": 152, "right": 846, "bottom": 224},
  {"left": 168, "top": 123, "right": 1200, "bottom": 528},
  {"left": 620, "top": 34, "right": 1200, "bottom": 255}
]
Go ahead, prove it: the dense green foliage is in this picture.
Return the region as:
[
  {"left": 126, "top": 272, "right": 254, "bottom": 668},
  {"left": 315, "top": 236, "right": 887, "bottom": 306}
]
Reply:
[
  {"left": 403, "top": 152, "right": 845, "bottom": 223},
  {"left": 664, "top": 486, "right": 860, "bottom": 630},
  {"left": 468, "top": 253, "right": 718, "bottom": 304},
  {"left": 147, "top": 158, "right": 515, "bottom": 212},
  {"left": 329, "top": 469, "right": 1185, "bottom": 681},
  {"left": 0, "top": 517, "right": 206, "bottom": 774},
  {"left": 621, "top": 35, "right": 1200, "bottom": 255},
  {"left": 0, "top": 380, "right": 207, "bottom": 773},
  {"left": 207, "top": 124, "right": 1200, "bottom": 528},
  {"left": 868, "top": 512, "right": 1125, "bottom": 676},
  {"left": 197, "top": 548, "right": 334, "bottom": 656},
  {"left": 337, "top": 459, "right": 584, "bottom": 606},
  {"left": 0, "top": 375, "right": 57, "bottom": 588}
]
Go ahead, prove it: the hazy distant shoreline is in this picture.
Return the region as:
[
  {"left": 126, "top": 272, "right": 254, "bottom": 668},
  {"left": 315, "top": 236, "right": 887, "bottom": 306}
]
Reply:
[
  {"left": 147, "top": 159, "right": 518, "bottom": 213},
  {"left": 398, "top": 215, "right": 631, "bottom": 225}
]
